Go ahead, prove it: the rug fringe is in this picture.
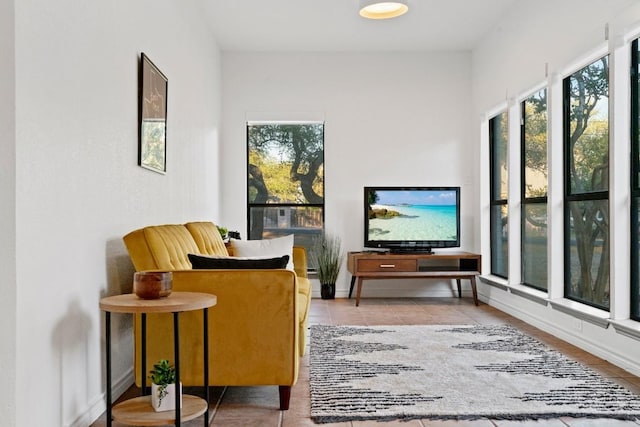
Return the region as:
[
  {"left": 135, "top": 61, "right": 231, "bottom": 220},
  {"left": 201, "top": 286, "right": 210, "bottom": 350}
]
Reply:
[{"left": 311, "top": 413, "right": 640, "bottom": 424}]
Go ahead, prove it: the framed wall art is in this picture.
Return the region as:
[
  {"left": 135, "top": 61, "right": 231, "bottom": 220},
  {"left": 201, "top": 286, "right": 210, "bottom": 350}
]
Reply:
[{"left": 138, "top": 52, "right": 168, "bottom": 174}]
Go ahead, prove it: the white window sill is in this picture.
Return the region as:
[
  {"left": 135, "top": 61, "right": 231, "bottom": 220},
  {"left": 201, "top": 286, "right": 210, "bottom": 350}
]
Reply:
[
  {"left": 478, "top": 275, "right": 509, "bottom": 291},
  {"left": 548, "top": 298, "right": 610, "bottom": 328},
  {"left": 507, "top": 283, "right": 548, "bottom": 305},
  {"left": 609, "top": 319, "right": 640, "bottom": 340},
  {"left": 479, "top": 275, "right": 548, "bottom": 305},
  {"left": 479, "top": 275, "right": 640, "bottom": 340}
]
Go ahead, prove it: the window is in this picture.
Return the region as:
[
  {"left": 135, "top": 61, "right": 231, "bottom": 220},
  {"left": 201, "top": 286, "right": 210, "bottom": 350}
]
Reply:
[
  {"left": 631, "top": 40, "right": 640, "bottom": 320},
  {"left": 521, "top": 89, "right": 548, "bottom": 290},
  {"left": 247, "top": 122, "right": 324, "bottom": 263},
  {"left": 490, "top": 111, "right": 509, "bottom": 278},
  {"left": 563, "top": 56, "right": 610, "bottom": 310}
]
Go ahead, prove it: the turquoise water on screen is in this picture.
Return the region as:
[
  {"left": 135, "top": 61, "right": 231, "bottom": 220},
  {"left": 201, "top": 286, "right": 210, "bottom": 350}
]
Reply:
[{"left": 369, "top": 204, "right": 457, "bottom": 241}]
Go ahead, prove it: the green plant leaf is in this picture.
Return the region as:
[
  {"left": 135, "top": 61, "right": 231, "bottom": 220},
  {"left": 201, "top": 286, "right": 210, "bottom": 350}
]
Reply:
[{"left": 311, "top": 232, "right": 344, "bottom": 284}]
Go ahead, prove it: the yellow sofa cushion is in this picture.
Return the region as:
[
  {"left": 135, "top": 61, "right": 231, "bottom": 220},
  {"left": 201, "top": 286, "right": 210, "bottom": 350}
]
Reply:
[
  {"left": 292, "top": 247, "right": 308, "bottom": 279},
  {"left": 185, "top": 221, "right": 229, "bottom": 256},
  {"left": 124, "top": 224, "right": 199, "bottom": 271},
  {"left": 296, "top": 276, "right": 312, "bottom": 354},
  {"left": 296, "top": 275, "right": 311, "bottom": 297}
]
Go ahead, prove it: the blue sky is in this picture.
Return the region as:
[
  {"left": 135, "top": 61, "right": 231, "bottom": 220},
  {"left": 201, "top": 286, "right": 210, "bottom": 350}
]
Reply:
[{"left": 375, "top": 189, "right": 457, "bottom": 206}]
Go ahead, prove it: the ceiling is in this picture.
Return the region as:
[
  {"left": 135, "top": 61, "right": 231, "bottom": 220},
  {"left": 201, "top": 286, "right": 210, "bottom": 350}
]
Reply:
[{"left": 202, "top": 0, "right": 517, "bottom": 52}]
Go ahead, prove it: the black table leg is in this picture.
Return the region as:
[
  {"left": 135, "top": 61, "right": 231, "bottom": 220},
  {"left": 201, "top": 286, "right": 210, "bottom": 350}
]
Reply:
[
  {"left": 105, "top": 311, "right": 112, "bottom": 427},
  {"left": 203, "top": 308, "right": 209, "bottom": 426},
  {"left": 174, "top": 312, "right": 181, "bottom": 426},
  {"left": 141, "top": 313, "right": 147, "bottom": 395}
]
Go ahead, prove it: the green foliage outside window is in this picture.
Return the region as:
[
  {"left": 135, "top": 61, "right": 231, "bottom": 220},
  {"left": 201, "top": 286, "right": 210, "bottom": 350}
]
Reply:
[
  {"left": 490, "top": 112, "right": 509, "bottom": 278},
  {"left": 247, "top": 123, "right": 325, "bottom": 257},
  {"left": 248, "top": 123, "right": 324, "bottom": 205},
  {"left": 564, "top": 56, "right": 610, "bottom": 309},
  {"left": 522, "top": 89, "right": 548, "bottom": 290},
  {"left": 523, "top": 90, "right": 548, "bottom": 198}
]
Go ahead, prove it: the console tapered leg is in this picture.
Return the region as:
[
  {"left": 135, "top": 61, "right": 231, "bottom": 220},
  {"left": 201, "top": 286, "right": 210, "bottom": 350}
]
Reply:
[
  {"left": 471, "top": 276, "right": 478, "bottom": 306},
  {"left": 355, "top": 277, "right": 364, "bottom": 307},
  {"left": 348, "top": 276, "right": 356, "bottom": 298}
]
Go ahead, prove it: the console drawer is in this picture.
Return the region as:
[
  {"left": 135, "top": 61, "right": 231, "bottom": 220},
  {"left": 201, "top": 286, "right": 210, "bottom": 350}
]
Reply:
[{"left": 357, "top": 259, "right": 417, "bottom": 272}]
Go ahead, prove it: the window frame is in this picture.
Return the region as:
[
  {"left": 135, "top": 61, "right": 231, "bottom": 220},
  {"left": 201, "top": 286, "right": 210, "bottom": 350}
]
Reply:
[
  {"left": 562, "top": 55, "right": 610, "bottom": 311},
  {"left": 631, "top": 39, "right": 640, "bottom": 321},
  {"left": 489, "top": 112, "right": 509, "bottom": 279},
  {"left": 245, "top": 121, "right": 326, "bottom": 261},
  {"left": 520, "top": 89, "right": 549, "bottom": 291}
]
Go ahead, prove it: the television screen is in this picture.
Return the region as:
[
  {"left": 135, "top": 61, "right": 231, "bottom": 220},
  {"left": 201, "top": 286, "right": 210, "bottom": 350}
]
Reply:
[{"left": 364, "top": 186, "right": 460, "bottom": 253}]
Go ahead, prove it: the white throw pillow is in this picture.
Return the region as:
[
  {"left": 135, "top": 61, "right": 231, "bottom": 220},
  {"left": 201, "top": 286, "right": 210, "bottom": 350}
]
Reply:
[{"left": 229, "top": 235, "right": 295, "bottom": 271}]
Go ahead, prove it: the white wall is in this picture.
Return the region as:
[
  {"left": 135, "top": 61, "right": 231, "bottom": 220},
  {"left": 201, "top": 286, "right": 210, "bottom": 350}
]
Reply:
[
  {"left": 472, "top": 0, "right": 640, "bottom": 376},
  {"left": 0, "top": 0, "right": 17, "bottom": 425},
  {"left": 221, "top": 52, "right": 476, "bottom": 298},
  {"left": 13, "top": 1, "right": 221, "bottom": 425},
  {"left": 472, "top": 0, "right": 639, "bottom": 110}
]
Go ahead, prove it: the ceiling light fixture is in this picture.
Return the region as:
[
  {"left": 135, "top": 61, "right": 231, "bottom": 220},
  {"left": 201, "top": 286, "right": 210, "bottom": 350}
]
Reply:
[{"left": 359, "top": 0, "right": 409, "bottom": 20}]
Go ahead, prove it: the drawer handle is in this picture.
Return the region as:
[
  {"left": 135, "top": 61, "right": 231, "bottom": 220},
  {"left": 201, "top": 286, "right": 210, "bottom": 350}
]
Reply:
[{"left": 380, "top": 264, "right": 396, "bottom": 268}]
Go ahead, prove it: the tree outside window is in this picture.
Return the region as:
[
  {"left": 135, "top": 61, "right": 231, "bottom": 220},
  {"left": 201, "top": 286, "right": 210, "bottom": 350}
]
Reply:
[
  {"left": 563, "top": 56, "right": 610, "bottom": 310},
  {"left": 490, "top": 111, "right": 509, "bottom": 279},
  {"left": 521, "top": 89, "right": 548, "bottom": 290},
  {"left": 247, "top": 122, "right": 324, "bottom": 264}
]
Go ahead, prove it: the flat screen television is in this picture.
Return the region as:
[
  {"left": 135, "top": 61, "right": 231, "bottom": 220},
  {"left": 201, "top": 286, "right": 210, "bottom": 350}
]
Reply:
[{"left": 364, "top": 186, "right": 461, "bottom": 254}]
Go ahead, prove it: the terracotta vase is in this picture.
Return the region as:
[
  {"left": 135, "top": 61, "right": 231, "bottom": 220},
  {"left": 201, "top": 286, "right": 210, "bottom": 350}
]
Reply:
[{"left": 134, "top": 271, "right": 173, "bottom": 299}]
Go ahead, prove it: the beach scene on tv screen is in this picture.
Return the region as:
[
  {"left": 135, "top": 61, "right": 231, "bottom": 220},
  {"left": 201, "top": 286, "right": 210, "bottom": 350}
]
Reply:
[{"left": 368, "top": 189, "right": 457, "bottom": 241}]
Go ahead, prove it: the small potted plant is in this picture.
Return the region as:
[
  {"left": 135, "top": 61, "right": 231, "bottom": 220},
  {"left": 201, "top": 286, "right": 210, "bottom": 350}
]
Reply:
[
  {"left": 217, "top": 225, "right": 229, "bottom": 241},
  {"left": 149, "top": 359, "right": 181, "bottom": 412},
  {"left": 311, "top": 232, "right": 344, "bottom": 299}
]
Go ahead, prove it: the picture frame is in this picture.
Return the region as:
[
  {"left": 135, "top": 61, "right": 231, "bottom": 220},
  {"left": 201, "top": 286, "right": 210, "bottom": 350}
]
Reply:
[{"left": 138, "top": 52, "right": 168, "bottom": 174}]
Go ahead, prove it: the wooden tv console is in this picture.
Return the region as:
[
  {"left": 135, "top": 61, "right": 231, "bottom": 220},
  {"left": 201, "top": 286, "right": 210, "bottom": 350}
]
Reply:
[{"left": 346, "top": 251, "right": 482, "bottom": 307}]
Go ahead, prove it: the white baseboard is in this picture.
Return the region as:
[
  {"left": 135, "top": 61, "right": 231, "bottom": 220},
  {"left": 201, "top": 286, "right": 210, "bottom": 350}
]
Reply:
[{"left": 68, "top": 367, "right": 134, "bottom": 427}]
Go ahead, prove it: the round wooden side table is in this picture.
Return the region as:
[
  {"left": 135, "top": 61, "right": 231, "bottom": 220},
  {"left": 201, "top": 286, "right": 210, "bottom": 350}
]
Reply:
[{"left": 100, "top": 291, "right": 217, "bottom": 426}]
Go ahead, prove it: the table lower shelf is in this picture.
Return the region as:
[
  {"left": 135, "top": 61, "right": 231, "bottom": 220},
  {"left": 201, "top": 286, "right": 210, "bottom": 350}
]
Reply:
[{"left": 112, "top": 395, "right": 207, "bottom": 426}]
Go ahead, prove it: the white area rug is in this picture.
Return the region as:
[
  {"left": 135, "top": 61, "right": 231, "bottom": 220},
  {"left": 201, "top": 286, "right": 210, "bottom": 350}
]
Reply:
[{"left": 309, "top": 324, "right": 640, "bottom": 423}]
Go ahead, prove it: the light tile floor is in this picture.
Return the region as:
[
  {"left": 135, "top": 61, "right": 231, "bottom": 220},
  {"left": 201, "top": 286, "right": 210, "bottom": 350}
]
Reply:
[{"left": 92, "top": 297, "right": 640, "bottom": 426}]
